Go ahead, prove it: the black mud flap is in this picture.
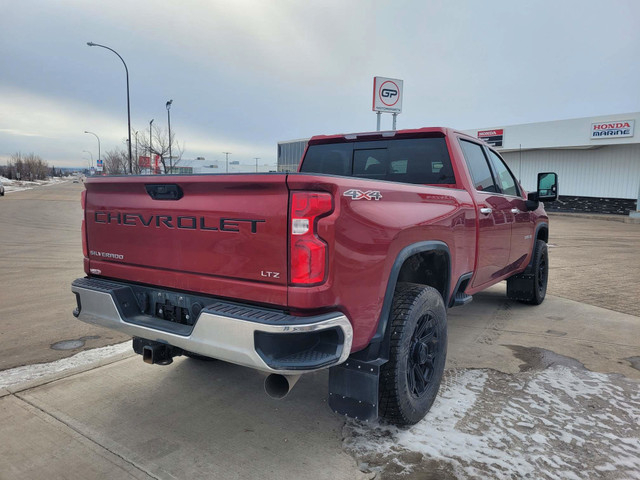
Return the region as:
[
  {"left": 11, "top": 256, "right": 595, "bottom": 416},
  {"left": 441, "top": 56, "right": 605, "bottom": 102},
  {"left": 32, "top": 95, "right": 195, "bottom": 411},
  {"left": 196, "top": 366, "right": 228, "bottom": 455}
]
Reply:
[
  {"left": 328, "top": 357, "right": 385, "bottom": 422},
  {"left": 507, "top": 273, "right": 536, "bottom": 302}
]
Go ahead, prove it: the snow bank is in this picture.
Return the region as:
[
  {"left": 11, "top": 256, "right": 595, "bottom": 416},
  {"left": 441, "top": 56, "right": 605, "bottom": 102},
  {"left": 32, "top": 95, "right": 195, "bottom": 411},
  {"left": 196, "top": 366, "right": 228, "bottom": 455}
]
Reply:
[
  {"left": 0, "top": 175, "right": 70, "bottom": 193},
  {"left": 344, "top": 366, "right": 640, "bottom": 479},
  {"left": 0, "top": 342, "right": 131, "bottom": 390}
]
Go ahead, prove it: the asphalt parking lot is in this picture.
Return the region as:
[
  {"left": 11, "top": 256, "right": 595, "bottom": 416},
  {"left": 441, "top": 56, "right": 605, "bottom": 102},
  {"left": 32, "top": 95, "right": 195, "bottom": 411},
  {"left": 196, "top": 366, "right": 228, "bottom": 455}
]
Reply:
[{"left": 1, "top": 181, "right": 638, "bottom": 479}]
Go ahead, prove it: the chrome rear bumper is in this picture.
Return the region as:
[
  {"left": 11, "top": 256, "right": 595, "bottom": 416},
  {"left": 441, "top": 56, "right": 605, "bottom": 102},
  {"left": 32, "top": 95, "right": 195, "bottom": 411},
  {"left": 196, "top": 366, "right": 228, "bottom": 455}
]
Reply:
[{"left": 72, "top": 277, "right": 353, "bottom": 375}]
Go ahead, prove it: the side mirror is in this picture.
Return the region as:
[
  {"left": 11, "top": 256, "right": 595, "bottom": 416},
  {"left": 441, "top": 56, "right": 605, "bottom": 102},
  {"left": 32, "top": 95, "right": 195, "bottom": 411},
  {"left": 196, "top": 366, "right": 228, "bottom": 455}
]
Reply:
[
  {"left": 525, "top": 172, "right": 559, "bottom": 210},
  {"left": 537, "top": 172, "right": 558, "bottom": 202}
]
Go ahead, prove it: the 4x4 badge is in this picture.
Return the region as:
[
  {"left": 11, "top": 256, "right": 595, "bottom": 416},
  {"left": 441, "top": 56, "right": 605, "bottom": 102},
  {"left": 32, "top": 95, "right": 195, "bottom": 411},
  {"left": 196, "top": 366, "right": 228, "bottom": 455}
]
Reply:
[{"left": 343, "top": 189, "right": 382, "bottom": 201}]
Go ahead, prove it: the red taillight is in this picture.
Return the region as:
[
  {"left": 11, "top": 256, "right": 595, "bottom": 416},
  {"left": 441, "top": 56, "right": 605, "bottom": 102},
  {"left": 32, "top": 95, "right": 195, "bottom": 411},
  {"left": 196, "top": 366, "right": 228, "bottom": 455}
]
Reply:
[
  {"left": 290, "top": 191, "right": 332, "bottom": 285},
  {"left": 81, "top": 190, "right": 88, "bottom": 258}
]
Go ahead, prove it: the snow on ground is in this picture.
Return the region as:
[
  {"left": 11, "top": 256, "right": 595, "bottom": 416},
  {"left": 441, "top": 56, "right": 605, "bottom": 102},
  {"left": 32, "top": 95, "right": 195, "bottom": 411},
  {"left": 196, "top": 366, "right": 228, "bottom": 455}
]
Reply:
[
  {"left": 0, "top": 342, "right": 131, "bottom": 390},
  {"left": 0, "top": 175, "right": 69, "bottom": 193},
  {"left": 344, "top": 365, "right": 640, "bottom": 479}
]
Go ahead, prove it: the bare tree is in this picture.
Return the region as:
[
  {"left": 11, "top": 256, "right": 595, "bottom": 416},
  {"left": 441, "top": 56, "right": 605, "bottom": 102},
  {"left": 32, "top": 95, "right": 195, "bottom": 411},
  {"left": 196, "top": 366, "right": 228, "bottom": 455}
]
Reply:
[
  {"left": 136, "top": 124, "right": 184, "bottom": 174},
  {"left": 6, "top": 152, "right": 48, "bottom": 180},
  {"left": 103, "top": 148, "right": 129, "bottom": 175}
]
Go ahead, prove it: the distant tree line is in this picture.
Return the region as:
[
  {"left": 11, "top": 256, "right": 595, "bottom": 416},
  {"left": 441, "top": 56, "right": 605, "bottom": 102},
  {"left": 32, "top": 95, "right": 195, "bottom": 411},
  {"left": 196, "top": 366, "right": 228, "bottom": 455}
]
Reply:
[{"left": 0, "top": 152, "right": 50, "bottom": 180}]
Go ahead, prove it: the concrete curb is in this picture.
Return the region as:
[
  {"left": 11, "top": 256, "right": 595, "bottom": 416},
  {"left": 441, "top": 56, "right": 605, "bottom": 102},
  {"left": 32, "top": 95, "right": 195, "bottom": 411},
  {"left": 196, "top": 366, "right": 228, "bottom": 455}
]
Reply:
[{"left": 548, "top": 212, "right": 640, "bottom": 224}]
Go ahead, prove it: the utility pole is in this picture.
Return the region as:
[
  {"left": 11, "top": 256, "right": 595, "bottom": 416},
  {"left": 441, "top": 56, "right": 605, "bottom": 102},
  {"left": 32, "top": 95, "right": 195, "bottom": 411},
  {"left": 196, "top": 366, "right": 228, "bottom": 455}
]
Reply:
[
  {"left": 223, "top": 152, "right": 232, "bottom": 173},
  {"left": 254, "top": 157, "right": 260, "bottom": 173}
]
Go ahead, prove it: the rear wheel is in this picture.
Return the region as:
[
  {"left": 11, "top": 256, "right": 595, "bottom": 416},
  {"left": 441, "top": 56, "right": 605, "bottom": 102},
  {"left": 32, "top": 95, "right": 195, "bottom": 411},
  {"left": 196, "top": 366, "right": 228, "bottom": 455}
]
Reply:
[
  {"left": 507, "top": 239, "right": 548, "bottom": 305},
  {"left": 379, "top": 283, "right": 447, "bottom": 425}
]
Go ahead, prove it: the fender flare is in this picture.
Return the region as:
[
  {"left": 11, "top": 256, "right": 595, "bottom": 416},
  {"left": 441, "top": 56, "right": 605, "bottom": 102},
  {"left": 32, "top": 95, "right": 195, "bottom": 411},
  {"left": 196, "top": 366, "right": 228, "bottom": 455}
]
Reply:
[
  {"left": 523, "top": 222, "right": 549, "bottom": 273},
  {"left": 352, "top": 241, "right": 451, "bottom": 362}
]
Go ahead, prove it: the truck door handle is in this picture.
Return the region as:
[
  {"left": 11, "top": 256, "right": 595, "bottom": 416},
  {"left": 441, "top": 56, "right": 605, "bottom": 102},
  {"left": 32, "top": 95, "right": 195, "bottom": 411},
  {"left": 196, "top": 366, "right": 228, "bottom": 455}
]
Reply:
[
  {"left": 145, "top": 184, "right": 183, "bottom": 200},
  {"left": 480, "top": 207, "right": 492, "bottom": 215},
  {"left": 511, "top": 208, "right": 520, "bottom": 214}
]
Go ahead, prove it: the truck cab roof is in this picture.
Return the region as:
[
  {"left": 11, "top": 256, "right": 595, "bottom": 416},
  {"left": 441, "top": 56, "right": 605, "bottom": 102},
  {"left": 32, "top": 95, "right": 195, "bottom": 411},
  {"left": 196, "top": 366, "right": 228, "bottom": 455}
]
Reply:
[{"left": 308, "top": 127, "right": 476, "bottom": 145}]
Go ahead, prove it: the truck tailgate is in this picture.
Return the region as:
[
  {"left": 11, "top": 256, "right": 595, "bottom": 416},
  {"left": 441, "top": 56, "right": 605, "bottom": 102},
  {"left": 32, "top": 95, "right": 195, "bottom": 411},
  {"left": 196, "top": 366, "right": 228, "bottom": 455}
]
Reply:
[{"left": 84, "top": 175, "right": 289, "bottom": 294}]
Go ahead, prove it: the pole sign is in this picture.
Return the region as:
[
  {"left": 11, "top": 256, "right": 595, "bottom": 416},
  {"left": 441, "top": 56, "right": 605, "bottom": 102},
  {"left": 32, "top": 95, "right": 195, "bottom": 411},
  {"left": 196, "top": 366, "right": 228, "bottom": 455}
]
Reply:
[
  {"left": 591, "top": 120, "right": 634, "bottom": 139},
  {"left": 96, "top": 159, "right": 103, "bottom": 172},
  {"left": 373, "top": 77, "right": 403, "bottom": 113},
  {"left": 478, "top": 129, "right": 504, "bottom": 147}
]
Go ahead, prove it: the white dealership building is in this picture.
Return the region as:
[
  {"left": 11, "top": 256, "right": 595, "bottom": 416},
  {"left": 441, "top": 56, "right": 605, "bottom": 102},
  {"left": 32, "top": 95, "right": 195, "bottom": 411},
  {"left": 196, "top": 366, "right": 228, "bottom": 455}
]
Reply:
[
  {"left": 463, "top": 112, "right": 639, "bottom": 215},
  {"left": 278, "top": 112, "right": 639, "bottom": 215}
]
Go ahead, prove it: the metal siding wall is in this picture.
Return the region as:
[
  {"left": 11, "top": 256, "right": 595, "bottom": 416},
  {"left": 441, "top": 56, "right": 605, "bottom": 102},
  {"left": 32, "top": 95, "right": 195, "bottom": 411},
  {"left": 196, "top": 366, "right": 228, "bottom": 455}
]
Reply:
[
  {"left": 502, "top": 144, "right": 640, "bottom": 199},
  {"left": 277, "top": 140, "right": 308, "bottom": 172}
]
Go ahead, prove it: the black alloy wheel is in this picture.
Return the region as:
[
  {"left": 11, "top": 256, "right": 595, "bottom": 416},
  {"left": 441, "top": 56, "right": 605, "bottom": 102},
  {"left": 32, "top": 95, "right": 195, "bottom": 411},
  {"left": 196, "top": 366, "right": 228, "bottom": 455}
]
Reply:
[{"left": 407, "top": 312, "right": 440, "bottom": 398}]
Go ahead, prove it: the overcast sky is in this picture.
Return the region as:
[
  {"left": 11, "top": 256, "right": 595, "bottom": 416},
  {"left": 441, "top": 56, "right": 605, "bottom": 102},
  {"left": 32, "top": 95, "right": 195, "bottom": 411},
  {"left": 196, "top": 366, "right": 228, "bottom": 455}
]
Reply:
[{"left": 1, "top": 0, "right": 639, "bottom": 169}]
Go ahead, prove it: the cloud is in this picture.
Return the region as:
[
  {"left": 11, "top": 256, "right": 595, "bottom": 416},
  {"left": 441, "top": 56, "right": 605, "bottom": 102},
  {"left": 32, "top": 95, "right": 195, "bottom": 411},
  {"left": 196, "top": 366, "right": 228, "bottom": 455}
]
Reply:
[{"left": 1, "top": 0, "right": 639, "bottom": 167}]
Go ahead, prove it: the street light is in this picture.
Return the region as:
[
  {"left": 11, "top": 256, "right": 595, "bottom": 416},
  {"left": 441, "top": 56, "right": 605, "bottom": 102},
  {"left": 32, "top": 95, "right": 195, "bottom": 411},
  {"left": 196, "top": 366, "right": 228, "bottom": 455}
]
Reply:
[
  {"left": 223, "top": 152, "right": 232, "bottom": 173},
  {"left": 166, "top": 99, "right": 173, "bottom": 174},
  {"left": 83, "top": 150, "right": 93, "bottom": 170},
  {"left": 134, "top": 130, "right": 139, "bottom": 173},
  {"left": 84, "top": 131, "right": 100, "bottom": 166},
  {"left": 149, "top": 119, "right": 154, "bottom": 174},
  {"left": 254, "top": 157, "right": 260, "bottom": 173},
  {"left": 87, "top": 41, "right": 133, "bottom": 174}
]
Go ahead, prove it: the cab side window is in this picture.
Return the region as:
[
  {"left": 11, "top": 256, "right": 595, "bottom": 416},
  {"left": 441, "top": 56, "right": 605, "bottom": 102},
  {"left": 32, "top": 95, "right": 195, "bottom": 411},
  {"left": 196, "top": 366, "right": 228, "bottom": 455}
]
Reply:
[
  {"left": 459, "top": 140, "right": 497, "bottom": 192},
  {"left": 487, "top": 150, "right": 519, "bottom": 197}
]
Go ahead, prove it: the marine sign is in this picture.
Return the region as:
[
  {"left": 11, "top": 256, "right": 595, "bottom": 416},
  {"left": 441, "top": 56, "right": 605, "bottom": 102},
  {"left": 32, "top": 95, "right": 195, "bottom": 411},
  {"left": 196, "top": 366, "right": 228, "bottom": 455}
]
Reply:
[{"left": 591, "top": 120, "right": 634, "bottom": 139}]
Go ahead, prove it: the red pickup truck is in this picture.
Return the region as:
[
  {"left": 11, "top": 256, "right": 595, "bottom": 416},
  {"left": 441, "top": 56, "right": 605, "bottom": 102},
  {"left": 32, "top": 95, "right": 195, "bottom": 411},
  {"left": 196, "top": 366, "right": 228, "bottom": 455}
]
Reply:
[{"left": 72, "top": 127, "right": 557, "bottom": 425}]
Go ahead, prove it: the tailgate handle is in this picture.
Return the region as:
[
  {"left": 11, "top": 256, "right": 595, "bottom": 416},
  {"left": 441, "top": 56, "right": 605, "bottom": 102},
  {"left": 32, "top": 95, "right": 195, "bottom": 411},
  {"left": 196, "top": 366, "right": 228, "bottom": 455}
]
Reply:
[{"left": 145, "top": 184, "right": 183, "bottom": 200}]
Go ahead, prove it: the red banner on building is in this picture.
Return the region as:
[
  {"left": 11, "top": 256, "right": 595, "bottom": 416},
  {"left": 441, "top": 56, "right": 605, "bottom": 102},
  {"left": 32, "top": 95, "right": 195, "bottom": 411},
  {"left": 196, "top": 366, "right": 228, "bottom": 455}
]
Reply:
[
  {"left": 477, "top": 129, "right": 504, "bottom": 147},
  {"left": 138, "top": 155, "right": 161, "bottom": 173}
]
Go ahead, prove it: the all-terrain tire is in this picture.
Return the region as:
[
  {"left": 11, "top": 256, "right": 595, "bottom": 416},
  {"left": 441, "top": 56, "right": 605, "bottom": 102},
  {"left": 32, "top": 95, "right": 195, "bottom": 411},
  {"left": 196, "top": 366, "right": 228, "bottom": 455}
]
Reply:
[
  {"left": 506, "top": 239, "right": 548, "bottom": 305},
  {"left": 379, "top": 283, "right": 448, "bottom": 425}
]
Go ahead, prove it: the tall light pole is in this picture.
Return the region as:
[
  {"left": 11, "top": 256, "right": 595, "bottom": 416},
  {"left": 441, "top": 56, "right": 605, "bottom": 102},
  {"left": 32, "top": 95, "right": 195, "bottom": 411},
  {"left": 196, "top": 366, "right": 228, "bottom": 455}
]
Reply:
[
  {"left": 83, "top": 150, "right": 93, "bottom": 171},
  {"left": 87, "top": 41, "right": 133, "bottom": 174},
  {"left": 134, "top": 130, "right": 139, "bottom": 174},
  {"left": 149, "top": 119, "right": 154, "bottom": 174},
  {"left": 254, "top": 157, "right": 260, "bottom": 173},
  {"left": 84, "top": 131, "right": 100, "bottom": 167},
  {"left": 166, "top": 99, "right": 173, "bottom": 174},
  {"left": 223, "top": 152, "right": 232, "bottom": 173}
]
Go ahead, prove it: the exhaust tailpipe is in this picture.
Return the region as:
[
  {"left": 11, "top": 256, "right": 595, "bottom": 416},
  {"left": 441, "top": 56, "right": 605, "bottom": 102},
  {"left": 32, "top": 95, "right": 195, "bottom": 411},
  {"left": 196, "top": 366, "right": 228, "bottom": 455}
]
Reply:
[{"left": 264, "top": 374, "right": 301, "bottom": 399}]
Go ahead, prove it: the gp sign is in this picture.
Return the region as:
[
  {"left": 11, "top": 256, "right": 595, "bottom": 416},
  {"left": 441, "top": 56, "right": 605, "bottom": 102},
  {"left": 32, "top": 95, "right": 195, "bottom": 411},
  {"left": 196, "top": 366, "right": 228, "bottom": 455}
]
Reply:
[
  {"left": 591, "top": 120, "right": 634, "bottom": 139},
  {"left": 373, "top": 76, "right": 403, "bottom": 113}
]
